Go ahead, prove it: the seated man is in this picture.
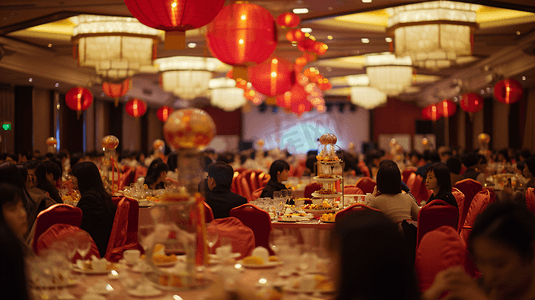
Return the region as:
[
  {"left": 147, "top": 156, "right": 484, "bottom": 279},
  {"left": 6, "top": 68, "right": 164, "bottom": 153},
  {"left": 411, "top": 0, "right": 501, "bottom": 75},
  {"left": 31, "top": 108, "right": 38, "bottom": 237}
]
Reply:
[{"left": 205, "top": 162, "right": 247, "bottom": 219}]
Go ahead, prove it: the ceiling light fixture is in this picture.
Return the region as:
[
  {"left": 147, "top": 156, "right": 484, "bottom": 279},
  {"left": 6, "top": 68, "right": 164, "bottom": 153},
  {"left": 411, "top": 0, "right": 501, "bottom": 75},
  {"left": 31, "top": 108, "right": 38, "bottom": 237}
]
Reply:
[
  {"left": 387, "top": 1, "right": 479, "bottom": 70},
  {"left": 209, "top": 77, "right": 247, "bottom": 111},
  {"left": 365, "top": 53, "right": 413, "bottom": 96},
  {"left": 48, "top": 43, "right": 52, "bottom": 48},
  {"left": 385, "top": 37, "right": 392, "bottom": 43},
  {"left": 55, "top": 83, "right": 59, "bottom": 87},
  {"left": 362, "top": 0, "right": 372, "bottom": 3},
  {"left": 361, "top": 38, "right": 370, "bottom": 43},
  {"left": 188, "top": 43, "right": 197, "bottom": 48},
  {"left": 301, "top": 28, "right": 312, "bottom": 33},
  {"left": 327, "top": 35, "right": 333, "bottom": 40},
  {"left": 28, "top": 78, "right": 33, "bottom": 82},
  {"left": 516, "top": 31, "right": 521, "bottom": 35},
  {"left": 347, "top": 75, "right": 387, "bottom": 109},
  {"left": 522, "top": 76, "right": 526, "bottom": 81},
  {"left": 293, "top": 8, "right": 309, "bottom": 14}
]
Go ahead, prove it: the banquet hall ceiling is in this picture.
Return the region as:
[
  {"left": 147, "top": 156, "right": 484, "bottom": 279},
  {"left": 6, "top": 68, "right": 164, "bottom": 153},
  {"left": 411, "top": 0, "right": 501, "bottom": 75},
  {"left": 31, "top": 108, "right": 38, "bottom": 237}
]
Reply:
[{"left": 1, "top": 0, "right": 535, "bottom": 108}]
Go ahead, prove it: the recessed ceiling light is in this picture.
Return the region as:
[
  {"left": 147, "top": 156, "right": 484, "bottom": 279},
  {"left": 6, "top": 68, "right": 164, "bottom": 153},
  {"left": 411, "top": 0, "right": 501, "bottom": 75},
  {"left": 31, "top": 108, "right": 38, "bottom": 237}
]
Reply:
[
  {"left": 293, "top": 8, "right": 309, "bottom": 14},
  {"left": 48, "top": 43, "right": 52, "bottom": 48},
  {"left": 522, "top": 76, "right": 527, "bottom": 81},
  {"left": 385, "top": 37, "right": 392, "bottom": 43},
  {"left": 480, "top": 89, "right": 485, "bottom": 94},
  {"left": 361, "top": 38, "right": 370, "bottom": 43},
  {"left": 188, "top": 43, "right": 196, "bottom": 48},
  {"left": 486, "top": 87, "right": 491, "bottom": 92},
  {"left": 28, "top": 78, "right": 32, "bottom": 83},
  {"left": 453, "top": 97, "right": 458, "bottom": 101},
  {"left": 292, "top": 43, "right": 297, "bottom": 46},
  {"left": 516, "top": 31, "right": 521, "bottom": 35},
  {"left": 301, "top": 28, "right": 312, "bottom": 33},
  {"left": 328, "top": 7, "right": 333, "bottom": 11},
  {"left": 327, "top": 35, "right": 333, "bottom": 40},
  {"left": 326, "top": 67, "right": 332, "bottom": 72},
  {"left": 362, "top": 0, "right": 372, "bottom": 3},
  {"left": 55, "top": 83, "right": 59, "bottom": 88},
  {"left": 100, "top": 92, "right": 105, "bottom": 97}
]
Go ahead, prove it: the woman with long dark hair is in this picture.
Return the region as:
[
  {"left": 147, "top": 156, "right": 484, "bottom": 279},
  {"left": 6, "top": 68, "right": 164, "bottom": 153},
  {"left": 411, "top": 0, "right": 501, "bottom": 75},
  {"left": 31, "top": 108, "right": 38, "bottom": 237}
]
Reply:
[
  {"left": 72, "top": 161, "right": 116, "bottom": 257},
  {"left": 425, "top": 163, "right": 458, "bottom": 209},
  {"left": 144, "top": 158, "right": 169, "bottom": 190},
  {"left": 35, "top": 160, "right": 62, "bottom": 204},
  {"left": 260, "top": 159, "right": 290, "bottom": 199}
]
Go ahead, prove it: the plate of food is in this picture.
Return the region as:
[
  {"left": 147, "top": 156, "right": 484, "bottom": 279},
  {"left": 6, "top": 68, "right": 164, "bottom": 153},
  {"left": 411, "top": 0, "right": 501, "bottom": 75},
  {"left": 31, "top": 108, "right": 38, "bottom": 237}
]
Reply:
[
  {"left": 72, "top": 260, "right": 118, "bottom": 274},
  {"left": 311, "top": 190, "right": 342, "bottom": 198},
  {"left": 284, "top": 275, "right": 336, "bottom": 294},
  {"left": 278, "top": 213, "right": 311, "bottom": 222},
  {"left": 313, "top": 175, "right": 342, "bottom": 182},
  {"left": 239, "top": 256, "right": 283, "bottom": 269},
  {"left": 320, "top": 213, "right": 336, "bottom": 223}
]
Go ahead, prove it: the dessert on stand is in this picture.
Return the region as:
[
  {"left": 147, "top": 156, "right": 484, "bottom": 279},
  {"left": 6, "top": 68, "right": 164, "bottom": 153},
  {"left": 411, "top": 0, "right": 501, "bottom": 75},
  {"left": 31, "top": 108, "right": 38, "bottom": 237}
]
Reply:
[{"left": 312, "top": 133, "right": 345, "bottom": 208}]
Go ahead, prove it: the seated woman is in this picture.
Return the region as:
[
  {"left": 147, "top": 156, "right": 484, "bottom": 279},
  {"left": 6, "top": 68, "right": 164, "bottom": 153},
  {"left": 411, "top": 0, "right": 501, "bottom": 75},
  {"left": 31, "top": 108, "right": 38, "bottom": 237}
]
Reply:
[
  {"left": 423, "top": 202, "right": 535, "bottom": 300},
  {"left": 364, "top": 160, "right": 419, "bottom": 224},
  {"left": 259, "top": 159, "right": 290, "bottom": 199},
  {"left": 425, "top": 163, "right": 458, "bottom": 209},
  {"left": 144, "top": 158, "right": 169, "bottom": 190},
  {"left": 72, "top": 161, "right": 117, "bottom": 257}
]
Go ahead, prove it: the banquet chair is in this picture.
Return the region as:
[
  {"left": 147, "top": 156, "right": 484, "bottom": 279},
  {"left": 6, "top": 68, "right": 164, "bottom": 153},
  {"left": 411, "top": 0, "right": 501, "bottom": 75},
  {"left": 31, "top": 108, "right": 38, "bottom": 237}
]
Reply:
[
  {"left": 416, "top": 200, "right": 459, "bottom": 247},
  {"left": 460, "top": 189, "right": 493, "bottom": 245},
  {"left": 105, "top": 197, "right": 143, "bottom": 262},
  {"left": 415, "top": 226, "right": 468, "bottom": 292},
  {"left": 412, "top": 175, "right": 432, "bottom": 204},
  {"left": 204, "top": 201, "right": 214, "bottom": 224},
  {"left": 355, "top": 177, "right": 376, "bottom": 194},
  {"left": 526, "top": 188, "right": 535, "bottom": 215},
  {"left": 335, "top": 203, "right": 380, "bottom": 221},
  {"left": 229, "top": 204, "right": 273, "bottom": 255},
  {"left": 251, "top": 187, "right": 263, "bottom": 202},
  {"left": 230, "top": 171, "right": 240, "bottom": 194},
  {"left": 111, "top": 196, "right": 122, "bottom": 206},
  {"left": 451, "top": 187, "right": 466, "bottom": 232},
  {"left": 454, "top": 179, "right": 483, "bottom": 230},
  {"left": 239, "top": 174, "right": 253, "bottom": 202},
  {"left": 118, "top": 168, "right": 133, "bottom": 190},
  {"left": 402, "top": 167, "right": 417, "bottom": 184},
  {"left": 206, "top": 217, "right": 255, "bottom": 259},
  {"left": 36, "top": 224, "right": 100, "bottom": 260},
  {"left": 133, "top": 166, "right": 147, "bottom": 182},
  {"left": 406, "top": 172, "right": 417, "bottom": 192},
  {"left": 304, "top": 182, "right": 322, "bottom": 198},
  {"left": 32, "top": 204, "right": 83, "bottom": 253}
]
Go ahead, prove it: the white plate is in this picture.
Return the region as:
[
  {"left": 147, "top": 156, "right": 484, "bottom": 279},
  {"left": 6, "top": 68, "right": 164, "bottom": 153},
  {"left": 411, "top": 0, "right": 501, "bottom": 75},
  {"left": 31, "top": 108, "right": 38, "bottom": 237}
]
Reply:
[
  {"left": 126, "top": 287, "right": 163, "bottom": 297},
  {"left": 72, "top": 266, "right": 111, "bottom": 275},
  {"left": 209, "top": 253, "right": 241, "bottom": 261},
  {"left": 303, "top": 209, "right": 336, "bottom": 214},
  {"left": 278, "top": 216, "right": 310, "bottom": 222},
  {"left": 32, "top": 279, "right": 79, "bottom": 288},
  {"left": 86, "top": 286, "right": 114, "bottom": 295},
  {"left": 311, "top": 192, "right": 342, "bottom": 198},
  {"left": 313, "top": 175, "right": 342, "bottom": 182},
  {"left": 238, "top": 260, "right": 283, "bottom": 269}
]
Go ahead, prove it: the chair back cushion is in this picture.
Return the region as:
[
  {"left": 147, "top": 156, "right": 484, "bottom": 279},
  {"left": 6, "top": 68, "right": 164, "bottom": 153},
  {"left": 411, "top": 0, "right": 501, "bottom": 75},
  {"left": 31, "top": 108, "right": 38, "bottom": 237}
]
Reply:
[
  {"left": 415, "top": 226, "right": 467, "bottom": 292},
  {"left": 251, "top": 187, "right": 263, "bottom": 202},
  {"left": 406, "top": 172, "right": 417, "bottom": 192},
  {"left": 412, "top": 175, "right": 432, "bottom": 204},
  {"left": 451, "top": 187, "right": 466, "bottom": 232},
  {"left": 229, "top": 204, "right": 273, "bottom": 254},
  {"left": 526, "top": 188, "right": 535, "bottom": 215},
  {"left": 336, "top": 204, "right": 380, "bottom": 221},
  {"left": 32, "top": 204, "right": 83, "bottom": 253},
  {"left": 402, "top": 167, "right": 416, "bottom": 184},
  {"left": 460, "top": 189, "right": 493, "bottom": 244},
  {"left": 356, "top": 177, "right": 376, "bottom": 194},
  {"left": 204, "top": 201, "right": 215, "bottom": 224},
  {"left": 206, "top": 217, "right": 255, "bottom": 259},
  {"left": 36, "top": 224, "right": 100, "bottom": 260},
  {"left": 304, "top": 182, "right": 322, "bottom": 198},
  {"left": 417, "top": 200, "right": 459, "bottom": 247},
  {"left": 105, "top": 198, "right": 143, "bottom": 262},
  {"left": 454, "top": 179, "right": 483, "bottom": 228}
]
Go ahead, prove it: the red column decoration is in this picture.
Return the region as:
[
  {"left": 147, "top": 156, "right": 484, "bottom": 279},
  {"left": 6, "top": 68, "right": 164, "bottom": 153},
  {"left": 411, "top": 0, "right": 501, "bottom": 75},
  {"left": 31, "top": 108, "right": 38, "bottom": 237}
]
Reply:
[
  {"left": 437, "top": 100, "right": 457, "bottom": 118},
  {"left": 102, "top": 78, "right": 131, "bottom": 107},
  {"left": 277, "top": 12, "right": 300, "bottom": 28},
  {"left": 206, "top": 2, "right": 277, "bottom": 80},
  {"left": 460, "top": 93, "right": 483, "bottom": 113},
  {"left": 248, "top": 57, "right": 296, "bottom": 97},
  {"left": 65, "top": 87, "right": 93, "bottom": 119},
  {"left": 125, "top": 99, "right": 147, "bottom": 117},
  {"left": 494, "top": 78, "right": 523, "bottom": 104},
  {"left": 157, "top": 106, "right": 174, "bottom": 122},
  {"left": 123, "top": 0, "right": 225, "bottom": 49}
]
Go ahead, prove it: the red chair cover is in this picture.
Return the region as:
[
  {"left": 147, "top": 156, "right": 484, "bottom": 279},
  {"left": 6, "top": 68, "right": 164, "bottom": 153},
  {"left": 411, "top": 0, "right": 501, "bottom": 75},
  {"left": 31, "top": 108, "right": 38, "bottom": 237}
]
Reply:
[
  {"left": 230, "top": 171, "right": 240, "bottom": 194},
  {"left": 412, "top": 175, "right": 432, "bottom": 204},
  {"left": 118, "top": 168, "right": 132, "bottom": 190},
  {"left": 402, "top": 167, "right": 417, "bottom": 184},
  {"left": 104, "top": 198, "right": 143, "bottom": 262},
  {"left": 111, "top": 196, "right": 122, "bottom": 206},
  {"left": 251, "top": 187, "right": 263, "bottom": 202},
  {"left": 304, "top": 182, "right": 322, "bottom": 198},
  {"left": 133, "top": 166, "right": 148, "bottom": 182},
  {"left": 229, "top": 204, "right": 273, "bottom": 255},
  {"left": 32, "top": 204, "right": 83, "bottom": 253},
  {"left": 355, "top": 177, "right": 376, "bottom": 194},
  {"left": 527, "top": 188, "right": 535, "bottom": 215},
  {"left": 206, "top": 217, "right": 255, "bottom": 259},
  {"left": 417, "top": 200, "right": 459, "bottom": 247},
  {"left": 122, "top": 165, "right": 131, "bottom": 173},
  {"left": 454, "top": 179, "right": 483, "bottom": 230},
  {"left": 36, "top": 224, "right": 100, "bottom": 260},
  {"left": 239, "top": 175, "right": 253, "bottom": 202},
  {"left": 335, "top": 204, "right": 380, "bottom": 221},
  {"left": 460, "top": 189, "right": 493, "bottom": 245},
  {"left": 204, "top": 201, "right": 214, "bottom": 224},
  {"left": 344, "top": 186, "right": 363, "bottom": 195},
  {"left": 451, "top": 187, "right": 466, "bottom": 232},
  {"left": 358, "top": 161, "right": 371, "bottom": 177},
  {"left": 415, "top": 226, "right": 467, "bottom": 292},
  {"left": 406, "top": 172, "right": 417, "bottom": 192}
]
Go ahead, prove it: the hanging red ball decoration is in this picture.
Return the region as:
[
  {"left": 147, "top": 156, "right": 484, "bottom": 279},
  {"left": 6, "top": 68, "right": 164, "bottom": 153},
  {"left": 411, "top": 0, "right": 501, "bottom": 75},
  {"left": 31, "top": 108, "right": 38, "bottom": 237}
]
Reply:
[
  {"left": 297, "top": 38, "right": 316, "bottom": 53},
  {"left": 102, "top": 78, "right": 131, "bottom": 107},
  {"left": 286, "top": 29, "right": 305, "bottom": 43},
  {"left": 422, "top": 104, "right": 441, "bottom": 121},
  {"left": 494, "top": 78, "right": 523, "bottom": 104},
  {"left": 437, "top": 100, "right": 457, "bottom": 118},
  {"left": 460, "top": 93, "right": 483, "bottom": 113},
  {"left": 248, "top": 57, "right": 296, "bottom": 97},
  {"left": 157, "top": 106, "right": 174, "bottom": 122},
  {"left": 206, "top": 3, "right": 277, "bottom": 67},
  {"left": 125, "top": 99, "right": 147, "bottom": 118},
  {"left": 277, "top": 12, "right": 300, "bottom": 28},
  {"left": 313, "top": 41, "right": 328, "bottom": 55},
  {"left": 124, "top": 0, "right": 225, "bottom": 49},
  {"left": 65, "top": 87, "right": 93, "bottom": 116}
]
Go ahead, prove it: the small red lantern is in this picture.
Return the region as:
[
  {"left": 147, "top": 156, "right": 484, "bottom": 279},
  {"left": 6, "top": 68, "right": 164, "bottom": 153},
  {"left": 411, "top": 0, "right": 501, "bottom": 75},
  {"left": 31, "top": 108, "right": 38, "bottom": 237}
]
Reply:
[
  {"left": 422, "top": 104, "right": 441, "bottom": 121},
  {"left": 286, "top": 29, "right": 305, "bottom": 43},
  {"left": 125, "top": 99, "right": 147, "bottom": 118},
  {"left": 494, "top": 78, "right": 523, "bottom": 104},
  {"left": 317, "top": 78, "right": 332, "bottom": 91},
  {"left": 460, "top": 93, "right": 483, "bottom": 113},
  {"left": 157, "top": 106, "right": 174, "bottom": 122},
  {"left": 291, "top": 98, "right": 313, "bottom": 116},
  {"left": 102, "top": 78, "right": 131, "bottom": 107},
  {"left": 65, "top": 87, "right": 93, "bottom": 119},
  {"left": 124, "top": 0, "right": 225, "bottom": 49},
  {"left": 276, "top": 84, "right": 307, "bottom": 109},
  {"left": 313, "top": 41, "right": 328, "bottom": 56},
  {"left": 277, "top": 12, "right": 300, "bottom": 28},
  {"left": 297, "top": 38, "right": 316, "bottom": 53},
  {"left": 206, "top": 2, "right": 277, "bottom": 78},
  {"left": 437, "top": 100, "right": 457, "bottom": 118},
  {"left": 248, "top": 57, "right": 296, "bottom": 97}
]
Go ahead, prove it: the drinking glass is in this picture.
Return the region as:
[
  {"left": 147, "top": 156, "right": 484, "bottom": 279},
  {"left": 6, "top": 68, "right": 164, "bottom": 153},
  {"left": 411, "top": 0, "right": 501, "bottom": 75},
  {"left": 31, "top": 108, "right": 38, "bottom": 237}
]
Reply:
[
  {"left": 206, "top": 230, "right": 219, "bottom": 254},
  {"left": 75, "top": 231, "right": 92, "bottom": 260},
  {"left": 273, "top": 191, "right": 282, "bottom": 200}
]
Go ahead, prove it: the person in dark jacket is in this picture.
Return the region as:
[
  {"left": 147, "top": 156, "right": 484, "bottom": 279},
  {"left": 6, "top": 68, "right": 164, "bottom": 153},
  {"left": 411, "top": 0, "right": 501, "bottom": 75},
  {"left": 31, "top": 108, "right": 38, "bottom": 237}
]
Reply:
[
  {"left": 72, "top": 161, "right": 116, "bottom": 257},
  {"left": 204, "top": 162, "right": 247, "bottom": 219},
  {"left": 425, "top": 163, "right": 459, "bottom": 210},
  {"left": 260, "top": 159, "right": 290, "bottom": 198}
]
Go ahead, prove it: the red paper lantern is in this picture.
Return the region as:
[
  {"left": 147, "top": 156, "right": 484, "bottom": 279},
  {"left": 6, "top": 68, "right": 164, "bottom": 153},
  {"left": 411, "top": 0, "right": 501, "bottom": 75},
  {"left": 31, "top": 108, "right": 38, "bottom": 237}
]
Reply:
[
  {"left": 277, "top": 12, "right": 300, "bottom": 28},
  {"left": 65, "top": 87, "right": 93, "bottom": 118},
  {"left": 297, "top": 38, "right": 316, "bottom": 53},
  {"left": 494, "top": 78, "right": 523, "bottom": 104},
  {"left": 422, "top": 104, "right": 440, "bottom": 121},
  {"left": 460, "top": 93, "right": 483, "bottom": 113},
  {"left": 437, "top": 100, "right": 457, "bottom": 118},
  {"left": 317, "top": 78, "right": 332, "bottom": 91},
  {"left": 248, "top": 57, "right": 296, "bottom": 97},
  {"left": 157, "top": 106, "right": 174, "bottom": 122},
  {"left": 124, "top": 0, "right": 225, "bottom": 49},
  {"left": 276, "top": 84, "right": 308, "bottom": 110},
  {"left": 125, "top": 99, "right": 147, "bottom": 118},
  {"left": 286, "top": 29, "right": 305, "bottom": 43},
  {"left": 291, "top": 98, "right": 313, "bottom": 116},
  {"left": 313, "top": 41, "right": 328, "bottom": 55},
  {"left": 206, "top": 3, "right": 277, "bottom": 68},
  {"left": 102, "top": 78, "right": 131, "bottom": 107}
]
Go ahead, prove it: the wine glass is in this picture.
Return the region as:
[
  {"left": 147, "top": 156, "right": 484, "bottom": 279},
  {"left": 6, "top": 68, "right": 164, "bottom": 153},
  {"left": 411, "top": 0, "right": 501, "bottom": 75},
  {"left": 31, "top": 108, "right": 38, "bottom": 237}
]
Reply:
[
  {"left": 75, "top": 231, "right": 92, "bottom": 260},
  {"left": 206, "top": 230, "right": 219, "bottom": 254}
]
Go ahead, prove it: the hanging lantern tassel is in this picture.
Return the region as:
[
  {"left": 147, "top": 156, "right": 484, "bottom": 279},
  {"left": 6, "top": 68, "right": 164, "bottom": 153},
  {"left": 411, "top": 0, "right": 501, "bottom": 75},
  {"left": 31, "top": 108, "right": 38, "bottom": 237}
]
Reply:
[
  {"left": 165, "top": 31, "right": 186, "bottom": 50},
  {"left": 77, "top": 110, "right": 81, "bottom": 120},
  {"left": 114, "top": 97, "right": 119, "bottom": 107}
]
